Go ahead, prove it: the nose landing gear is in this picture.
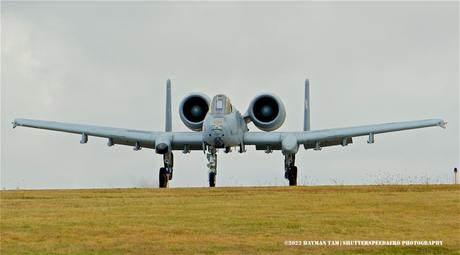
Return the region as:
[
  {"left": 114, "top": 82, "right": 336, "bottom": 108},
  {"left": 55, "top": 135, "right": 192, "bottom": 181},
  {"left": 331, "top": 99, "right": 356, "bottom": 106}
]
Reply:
[
  {"left": 207, "top": 148, "right": 217, "bottom": 187},
  {"left": 159, "top": 152, "right": 174, "bottom": 188},
  {"left": 284, "top": 154, "right": 297, "bottom": 186},
  {"left": 209, "top": 172, "right": 216, "bottom": 187}
]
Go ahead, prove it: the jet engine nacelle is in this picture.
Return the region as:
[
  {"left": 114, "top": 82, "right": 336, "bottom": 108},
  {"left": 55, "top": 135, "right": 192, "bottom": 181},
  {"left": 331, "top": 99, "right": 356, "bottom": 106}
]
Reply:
[
  {"left": 179, "top": 93, "right": 210, "bottom": 131},
  {"left": 247, "top": 94, "right": 286, "bottom": 131}
]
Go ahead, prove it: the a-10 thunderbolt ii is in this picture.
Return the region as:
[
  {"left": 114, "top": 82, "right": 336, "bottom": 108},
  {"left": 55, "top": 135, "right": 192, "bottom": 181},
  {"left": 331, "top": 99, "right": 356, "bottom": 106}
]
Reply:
[{"left": 12, "top": 80, "right": 446, "bottom": 188}]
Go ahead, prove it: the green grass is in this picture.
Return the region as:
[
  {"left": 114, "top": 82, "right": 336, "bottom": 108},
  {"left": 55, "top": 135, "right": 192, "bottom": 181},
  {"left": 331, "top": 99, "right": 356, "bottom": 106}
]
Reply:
[{"left": 1, "top": 185, "right": 459, "bottom": 254}]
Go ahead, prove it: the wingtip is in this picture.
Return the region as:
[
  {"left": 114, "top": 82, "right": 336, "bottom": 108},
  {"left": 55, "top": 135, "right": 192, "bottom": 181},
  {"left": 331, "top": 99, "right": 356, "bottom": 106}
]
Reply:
[
  {"left": 439, "top": 120, "right": 447, "bottom": 129},
  {"left": 12, "top": 120, "right": 18, "bottom": 129}
]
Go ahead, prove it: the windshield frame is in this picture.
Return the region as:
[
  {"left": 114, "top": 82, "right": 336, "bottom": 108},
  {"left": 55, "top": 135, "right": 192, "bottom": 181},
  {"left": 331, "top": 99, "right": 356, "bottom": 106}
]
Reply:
[{"left": 210, "top": 95, "right": 232, "bottom": 114}]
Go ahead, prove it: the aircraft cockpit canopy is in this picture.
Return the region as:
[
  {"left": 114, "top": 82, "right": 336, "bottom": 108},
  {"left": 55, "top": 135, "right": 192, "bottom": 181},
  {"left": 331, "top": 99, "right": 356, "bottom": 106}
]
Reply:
[{"left": 211, "top": 95, "right": 232, "bottom": 114}]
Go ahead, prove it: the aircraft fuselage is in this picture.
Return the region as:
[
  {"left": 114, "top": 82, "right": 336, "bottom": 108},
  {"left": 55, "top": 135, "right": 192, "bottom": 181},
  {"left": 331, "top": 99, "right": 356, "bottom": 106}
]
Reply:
[
  {"left": 202, "top": 95, "right": 246, "bottom": 149},
  {"left": 202, "top": 109, "right": 246, "bottom": 148}
]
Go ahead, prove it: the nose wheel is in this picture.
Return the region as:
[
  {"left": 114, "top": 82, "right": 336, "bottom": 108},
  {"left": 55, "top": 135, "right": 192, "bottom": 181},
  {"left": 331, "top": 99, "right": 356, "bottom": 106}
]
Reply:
[{"left": 209, "top": 172, "right": 216, "bottom": 187}]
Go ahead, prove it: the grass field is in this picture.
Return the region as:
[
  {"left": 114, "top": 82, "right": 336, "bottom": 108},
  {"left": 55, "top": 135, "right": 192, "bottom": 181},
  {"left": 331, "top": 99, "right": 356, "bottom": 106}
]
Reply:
[{"left": 1, "top": 185, "right": 459, "bottom": 254}]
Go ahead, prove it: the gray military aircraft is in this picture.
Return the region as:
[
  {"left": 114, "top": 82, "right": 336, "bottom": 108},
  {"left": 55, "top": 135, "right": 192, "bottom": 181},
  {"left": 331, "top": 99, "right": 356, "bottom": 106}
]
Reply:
[{"left": 12, "top": 80, "right": 446, "bottom": 188}]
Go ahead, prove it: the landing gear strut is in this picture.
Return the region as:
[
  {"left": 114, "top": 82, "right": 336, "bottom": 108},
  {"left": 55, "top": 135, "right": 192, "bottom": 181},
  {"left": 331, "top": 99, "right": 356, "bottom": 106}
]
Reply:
[
  {"left": 159, "top": 152, "right": 173, "bottom": 188},
  {"left": 207, "top": 148, "right": 217, "bottom": 187},
  {"left": 284, "top": 154, "right": 297, "bottom": 186}
]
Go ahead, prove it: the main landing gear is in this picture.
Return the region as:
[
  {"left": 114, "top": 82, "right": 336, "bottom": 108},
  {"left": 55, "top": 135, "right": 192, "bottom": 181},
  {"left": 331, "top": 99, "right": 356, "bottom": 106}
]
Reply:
[
  {"left": 159, "top": 152, "right": 173, "bottom": 188},
  {"left": 284, "top": 154, "right": 297, "bottom": 186},
  {"left": 158, "top": 149, "right": 297, "bottom": 188},
  {"left": 207, "top": 148, "right": 217, "bottom": 187}
]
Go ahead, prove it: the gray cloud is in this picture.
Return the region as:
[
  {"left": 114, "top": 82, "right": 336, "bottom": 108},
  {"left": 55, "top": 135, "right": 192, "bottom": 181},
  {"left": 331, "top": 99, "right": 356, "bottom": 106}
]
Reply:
[{"left": 1, "top": 1, "right": 458, "bottom": 189}]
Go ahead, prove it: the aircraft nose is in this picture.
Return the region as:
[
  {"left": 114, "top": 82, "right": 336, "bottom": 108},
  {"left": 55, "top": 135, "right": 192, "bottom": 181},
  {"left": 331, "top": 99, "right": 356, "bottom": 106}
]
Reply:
[
  {"left": 213, "top": 138, "right": 224, "bottom": 148},
  {"left": 212, "top": 130, "right": 226, "bottom": 148},
  {"left": 204, "top": 129, "right": 226, "bottom": 148}
]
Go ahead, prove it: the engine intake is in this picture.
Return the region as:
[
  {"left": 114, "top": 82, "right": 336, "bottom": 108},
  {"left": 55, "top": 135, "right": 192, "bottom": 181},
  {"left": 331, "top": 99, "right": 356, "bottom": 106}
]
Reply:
[
  {"left": 179, "top": 93, "right": 210, "bottom": 131},
  {"left": 247, "top": 94, "right": 286, "bottom": 131}
]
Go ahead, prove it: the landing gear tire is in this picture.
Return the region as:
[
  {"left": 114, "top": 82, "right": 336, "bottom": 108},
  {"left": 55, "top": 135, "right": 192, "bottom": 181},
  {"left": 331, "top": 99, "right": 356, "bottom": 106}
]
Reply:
[
  {"left": 159, "top": 167, "right": 168, "bottom": 188},
  {"left": 209, "top": 172, "right": 216, "bottom": 187},
  {"left": 287, "top": 166, "right": 297, "bottom": 186}
]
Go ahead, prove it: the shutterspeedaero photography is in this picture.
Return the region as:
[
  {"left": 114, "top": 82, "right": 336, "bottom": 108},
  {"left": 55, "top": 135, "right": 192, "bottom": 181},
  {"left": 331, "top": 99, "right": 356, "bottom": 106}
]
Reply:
[{"left": 1, "top": 1, "right": 458, "bottom": 255}]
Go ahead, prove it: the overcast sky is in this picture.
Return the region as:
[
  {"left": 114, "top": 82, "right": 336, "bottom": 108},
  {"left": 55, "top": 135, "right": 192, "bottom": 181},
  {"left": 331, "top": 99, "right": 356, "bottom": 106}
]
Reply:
[{"left": 1, "top": 1, "right": 458, "bottom": 189}]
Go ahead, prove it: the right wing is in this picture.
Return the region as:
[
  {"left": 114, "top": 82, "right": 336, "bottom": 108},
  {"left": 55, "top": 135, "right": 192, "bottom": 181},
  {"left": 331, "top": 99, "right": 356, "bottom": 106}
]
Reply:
[
  {"left": 244, "top": 119, "right": 446, "bottom": 151},
  {"left": 12, "top": 118, "right": 203, "bottom": 150}
]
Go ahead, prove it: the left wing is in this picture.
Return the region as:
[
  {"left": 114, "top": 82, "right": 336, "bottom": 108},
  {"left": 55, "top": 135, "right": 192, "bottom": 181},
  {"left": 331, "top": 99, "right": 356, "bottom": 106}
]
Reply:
[
  {"left": 12, "top": 118, "right": 203, "bottom": 150},
  {"left": 244, "top": 119, "right": 446, "bottom": 151}
]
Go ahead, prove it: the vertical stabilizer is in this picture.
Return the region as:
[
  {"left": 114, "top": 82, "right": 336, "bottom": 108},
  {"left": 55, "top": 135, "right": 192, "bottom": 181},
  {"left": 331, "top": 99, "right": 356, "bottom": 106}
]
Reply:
[
  {"left": 304, "top": 79, "right": 310, "bottom": 131},
  {"left": 165, "top": 79, "right": 172, "bottom": 132}
]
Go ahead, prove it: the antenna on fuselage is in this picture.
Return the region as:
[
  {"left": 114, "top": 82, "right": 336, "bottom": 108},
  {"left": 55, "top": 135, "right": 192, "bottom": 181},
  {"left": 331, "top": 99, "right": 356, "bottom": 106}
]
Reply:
[
  {"left": 165, "top": 79, "right": 172, "bottom": 132},
  {"left": 304, "top": 79, "right": 310, "bottom": 131}
]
